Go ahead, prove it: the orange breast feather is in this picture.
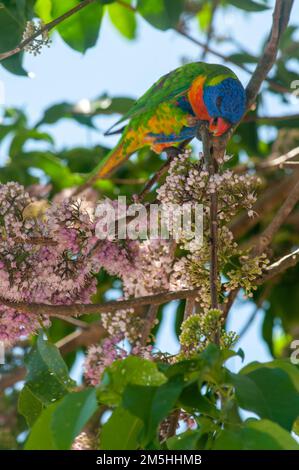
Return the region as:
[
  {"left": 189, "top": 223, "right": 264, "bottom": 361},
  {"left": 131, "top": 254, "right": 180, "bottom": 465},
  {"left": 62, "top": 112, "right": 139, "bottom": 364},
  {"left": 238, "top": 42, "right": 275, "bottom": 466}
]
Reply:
[{"left": 188, "top": 76, "right": 210, "bottom": 120}]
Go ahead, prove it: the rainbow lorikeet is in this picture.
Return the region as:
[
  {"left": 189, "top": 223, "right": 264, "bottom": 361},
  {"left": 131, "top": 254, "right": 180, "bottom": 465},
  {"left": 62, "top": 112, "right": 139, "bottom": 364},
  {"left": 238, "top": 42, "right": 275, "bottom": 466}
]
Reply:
[{"left": 91, "top": 62, "right": 246, "bottom": 180}]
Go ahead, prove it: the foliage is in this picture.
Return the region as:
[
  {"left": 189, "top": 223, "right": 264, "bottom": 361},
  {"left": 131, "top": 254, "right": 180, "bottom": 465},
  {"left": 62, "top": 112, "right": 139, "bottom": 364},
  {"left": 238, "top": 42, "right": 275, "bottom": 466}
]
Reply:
[
  {"left": 17, "top": 339, "right": 299, "bottom": 450},
  {"left": 0, "top": 0, "right": 299, "bottom": 452}
]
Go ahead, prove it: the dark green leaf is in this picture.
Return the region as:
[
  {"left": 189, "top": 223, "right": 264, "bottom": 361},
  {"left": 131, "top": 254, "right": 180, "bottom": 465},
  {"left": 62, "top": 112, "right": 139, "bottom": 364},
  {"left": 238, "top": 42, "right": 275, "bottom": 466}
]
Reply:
[
  {"left": 1, "top": 52, "right": 27, "bottom": 76},
  {"left": 25, "top": 402, "right": 59, "bottom": 450},
  {"left": 167, "top": 430, "right": 201, "bottom": 450},
  {"left": 51, "top": 0, "right": 103, "bottom": 53},
  {"left": 123, "top": 375, "right": 184, "bottom": 445},
  {"left": 24, "top": 333, "right": 75, "bottom": 405},
  {"left": 9, "top": 129, "right": 54, "bottom": 157},
  {"left": 98, "top": 356, "right": 166, "bottom": 406},
  {"left": 226, "top": 0, "right": 269, "bottom": 12},
  {"left": 230, "top": 362, "right": 299, "bottom": 430},
  {"left": 51, "top": 389, "right": 98, "bottom": 450},
  {"left": 18, "top": 385, "right": 43, "bottom": 427},
  {"left": 100, "top": 407, "right": 143, "bottom": 450},
  {"left": 137, "top": 0, "right": 184, "bottom": 31},
  {"left": 213, "top": 419, "right": 299, "bottom": 450}
]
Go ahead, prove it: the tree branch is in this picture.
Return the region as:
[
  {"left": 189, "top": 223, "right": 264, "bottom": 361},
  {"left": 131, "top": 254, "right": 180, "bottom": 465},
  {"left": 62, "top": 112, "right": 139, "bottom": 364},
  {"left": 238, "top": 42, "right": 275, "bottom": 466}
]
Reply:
[
  {"left": 253, "top": 179, "right": 299, "bottom": 255},
  {"left": 0, "top": 288, "right": 201, "bottom": 318},
  {"left": 0, "top": 0, "right": 97, "bottom": 62},
  {"left": 245, "top": 0, "right": 294, "bottom": 106},
  {"left": 199, "top": 124, "right": 219, "bottom": 311}
]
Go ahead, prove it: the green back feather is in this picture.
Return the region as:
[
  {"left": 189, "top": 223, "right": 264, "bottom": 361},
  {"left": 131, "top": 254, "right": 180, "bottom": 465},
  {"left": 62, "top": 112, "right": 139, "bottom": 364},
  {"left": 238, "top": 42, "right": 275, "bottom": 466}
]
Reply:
[{"left": 107, "top": 62, "right": 238, "bottom": 132}]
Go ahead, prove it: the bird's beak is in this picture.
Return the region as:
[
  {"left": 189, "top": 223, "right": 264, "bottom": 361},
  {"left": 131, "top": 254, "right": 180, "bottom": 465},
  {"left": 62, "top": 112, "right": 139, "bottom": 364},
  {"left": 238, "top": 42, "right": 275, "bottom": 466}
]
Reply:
[{"left": 209, "top": 117, "right": 231, "bottom": 136}]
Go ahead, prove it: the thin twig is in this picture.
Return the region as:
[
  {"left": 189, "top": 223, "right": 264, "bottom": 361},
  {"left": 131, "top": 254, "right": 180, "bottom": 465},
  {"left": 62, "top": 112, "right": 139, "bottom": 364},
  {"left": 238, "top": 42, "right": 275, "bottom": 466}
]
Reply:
[
  {"left": 139, "top": 304, "right": 159, "bottom": 346},
  {"left": 200, "top": 0, "right": 219, "bottom": 60},
  {"left": 253, "top": 179, "right": 299, "bottom": 256},
  {"left": 52, "top": 314, "right": 90, "bottom": 329},
  {"left": 246, "top": 0, "right": 294, "bottom": 106},
  {"left": 230, "top": 170, "right": 299, "bottom": 239},
  {"left": 176, "top": 29, "right": 289, "bottom": 95},
  {"left": 184, "top": 297, "right": 196, "bottom": 320},
  {"left": 0, "top": 0, "right": 97, "bottom": 62},
  {"left": 200, "top": 125, "right": 219, "bottom": 311},
  {"left": 237, "top": 283, "right": 273, "bottom": 340}
]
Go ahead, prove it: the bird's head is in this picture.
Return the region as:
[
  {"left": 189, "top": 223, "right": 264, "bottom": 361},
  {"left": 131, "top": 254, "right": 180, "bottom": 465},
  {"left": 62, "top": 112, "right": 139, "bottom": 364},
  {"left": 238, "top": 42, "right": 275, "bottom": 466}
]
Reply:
[{"left": 203, "top": 76, "right": 246, "bottom": 137}]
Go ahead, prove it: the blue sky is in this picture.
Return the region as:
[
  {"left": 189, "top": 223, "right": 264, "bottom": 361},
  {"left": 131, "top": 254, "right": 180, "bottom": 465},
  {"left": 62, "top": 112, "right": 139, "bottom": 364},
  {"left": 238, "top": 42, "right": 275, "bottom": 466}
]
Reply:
[{"left": 2, "top": 2, "right": 299, "bottom": 369}]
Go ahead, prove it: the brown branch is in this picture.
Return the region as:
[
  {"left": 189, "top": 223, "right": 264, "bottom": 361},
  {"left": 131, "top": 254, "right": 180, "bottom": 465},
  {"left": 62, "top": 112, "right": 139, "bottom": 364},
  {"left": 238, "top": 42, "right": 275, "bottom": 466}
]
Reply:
[
  {"left": 134, "top": 151, "right": 175, "bottom": 203},
  {"left": 2, "top": 244, "right": 299, "bottom": 392},
  {"left": 200, "top": 125, "right": 219, "bottom": 311},
  {"left": 246, "top": 0, "right": 294, "bottom": 106},
  {"left": 234, "top": 147, "right": 299, "bottom": 174},
  {"left": 237, "top": 283, "right": 273, "bottom": 340},
  {"left": 183, "top": 296, "right": 196, "bottom": 320},
  {"left": 0, "top": 288, "right": 201, "bottom": 318},
  {"left": 244, "top": 113, "right": 299, "bottom": 125},
  {"left": 139, "top": 304, "right": 159, "bottom": 346},
  {"left": 176, "top": 30, "right": 289, "bottom": 95},
  {"left": 230, "top": 170, "right": 299, "bottom": 239},
  {"left": 0, "top": 0, "right": 97, "bottom": 62},
  {"left": 253, "top": 179, "right": 299, "bottom": 256},
  {"left": 200, "top": 0, "right": 219, "bottom": 61},
  {"left": 258, "top": 247, "right": 299, "bottom": 284}
]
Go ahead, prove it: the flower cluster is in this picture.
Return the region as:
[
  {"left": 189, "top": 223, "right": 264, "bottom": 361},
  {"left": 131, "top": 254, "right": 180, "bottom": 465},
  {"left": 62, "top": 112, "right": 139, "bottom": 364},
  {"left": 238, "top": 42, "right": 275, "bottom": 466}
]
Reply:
[
  {"left": 22, "top": 20, "right": 51, "bottom": 55},
  {"left": 84, "top": 336, "right": 154, "bottom": 386},
  {"left": 157, "top": 150, "right": 259, "bottom": 223},
  {"left": 84, "top": 336, "right": 127, "bottom": 386},
  {"left": 0, "top": 183, "right": 137, "bottom": 345},
  {"left": 179, "top": 309, "right": 238, "bottom": 359},
  {"left": 72, "top": 432, "right": 97, "bottom": 451},
  {"left": 99, "top": 239, "right": 174, "bottom": 342},
  {"left": 157, "top": 150, "right": 267, "bottom": 309}
]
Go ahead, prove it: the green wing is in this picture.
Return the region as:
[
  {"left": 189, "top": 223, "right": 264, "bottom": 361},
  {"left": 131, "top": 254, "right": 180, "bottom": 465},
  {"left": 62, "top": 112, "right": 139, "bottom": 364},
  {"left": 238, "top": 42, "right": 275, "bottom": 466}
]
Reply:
[
  {"left": 106, "top": 62, "right": 238, "bottom": 134},
  {"left": 106, "top": 62, "right": 207, "bottom": 134}
]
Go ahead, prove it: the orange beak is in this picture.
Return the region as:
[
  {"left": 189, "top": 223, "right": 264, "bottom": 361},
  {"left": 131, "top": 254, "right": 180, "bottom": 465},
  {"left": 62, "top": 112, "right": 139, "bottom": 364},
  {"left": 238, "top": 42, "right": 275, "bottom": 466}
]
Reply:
[{"left": 209, "top": 117, "right": 231, "bottom": 137}]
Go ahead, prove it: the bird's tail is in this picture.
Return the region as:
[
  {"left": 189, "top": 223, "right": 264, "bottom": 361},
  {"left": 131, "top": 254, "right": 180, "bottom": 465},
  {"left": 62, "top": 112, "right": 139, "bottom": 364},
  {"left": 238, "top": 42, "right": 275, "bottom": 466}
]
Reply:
[{"left": 77, "top": 140, "right": 131, "bottom": 193}]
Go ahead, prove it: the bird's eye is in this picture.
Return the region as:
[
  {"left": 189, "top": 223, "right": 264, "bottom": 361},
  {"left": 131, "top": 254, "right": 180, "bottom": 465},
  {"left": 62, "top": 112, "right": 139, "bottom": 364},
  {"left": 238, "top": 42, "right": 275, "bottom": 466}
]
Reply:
[
  {"left": 212, "top": 117, "right": 218, "bottom": 126},
  {"left": 216, "top": 96, "right": 222, "bottom": 110}
]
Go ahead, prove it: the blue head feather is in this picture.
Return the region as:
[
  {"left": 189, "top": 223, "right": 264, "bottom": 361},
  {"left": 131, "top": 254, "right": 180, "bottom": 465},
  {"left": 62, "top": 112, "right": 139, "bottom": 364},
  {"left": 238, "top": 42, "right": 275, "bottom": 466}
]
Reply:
[{"left": 203, "top": 77, "right": 246, "bottom": 124}]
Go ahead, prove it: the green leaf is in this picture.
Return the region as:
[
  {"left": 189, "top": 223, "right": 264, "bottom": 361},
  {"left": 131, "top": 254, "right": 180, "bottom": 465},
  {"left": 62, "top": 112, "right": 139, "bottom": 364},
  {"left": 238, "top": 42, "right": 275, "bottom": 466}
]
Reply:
[
  {"left": 122, "top": 375, "right": 184, "bottom": 445},
  {"left": 197, "top": 3, "right": 212, "bottom": 32},
  {"left": 229, "top": 363, "right": 299, "bottom": 431},
  {"left": 0, "top": 2, "right": 30, "bottom": 75},
  {"left": 18, "top": 151, "right": 82, "bottom": 189},
  {"left": 167, "top": 430, "right": 201, "bottom": 450},
  {"left": 137, "top": 0, "right": 184, "bottom": 31},
  {"left": 0, "top": 3, "right": 25, "bottom": 52},
  {"left": 9, "top": 129, "right": 54, "bottom": 157},
  {"left": 226, "top": 0, "right": 269, "bottom": 11},
  {"left": 98, "top": 356, "right": 167, "bottom": 406},
  {"left": 107, "top": 1, "right": 137, "bottom": 40},
  {"left": 34, "top": 0, "right": 53, "bottom": 23},
  {"left": 51, "top": 389, "right": 98, "bottom": 450},
  {"left": 100, "top": 407, "right": 143, "bottom": 450},
  {"left": 51, "top": 0, "right": 103, "bottom": 53},
  {"left": 178, "top": 382, "right": 220, "bottom": 418},
  {"left": 36, "top": 102, "right": 96, "bottom": 128},
  {"left": 18, "top": 385, "right": 43, "bottom": 427},
  {"left": 213, "top": 419, "right": 299, "bottom": 450},
  {"left": 1, "top": 52, "right": 27, "bottom": 76},
  {"left": 24, "top": 333, "right": 75, "bottom": 405},
  {"left": 25, "top": 402, "right": 59, "bottom": 450},
  {"left": 228, "top": 52, "right": 258, "bottom": 65}
]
